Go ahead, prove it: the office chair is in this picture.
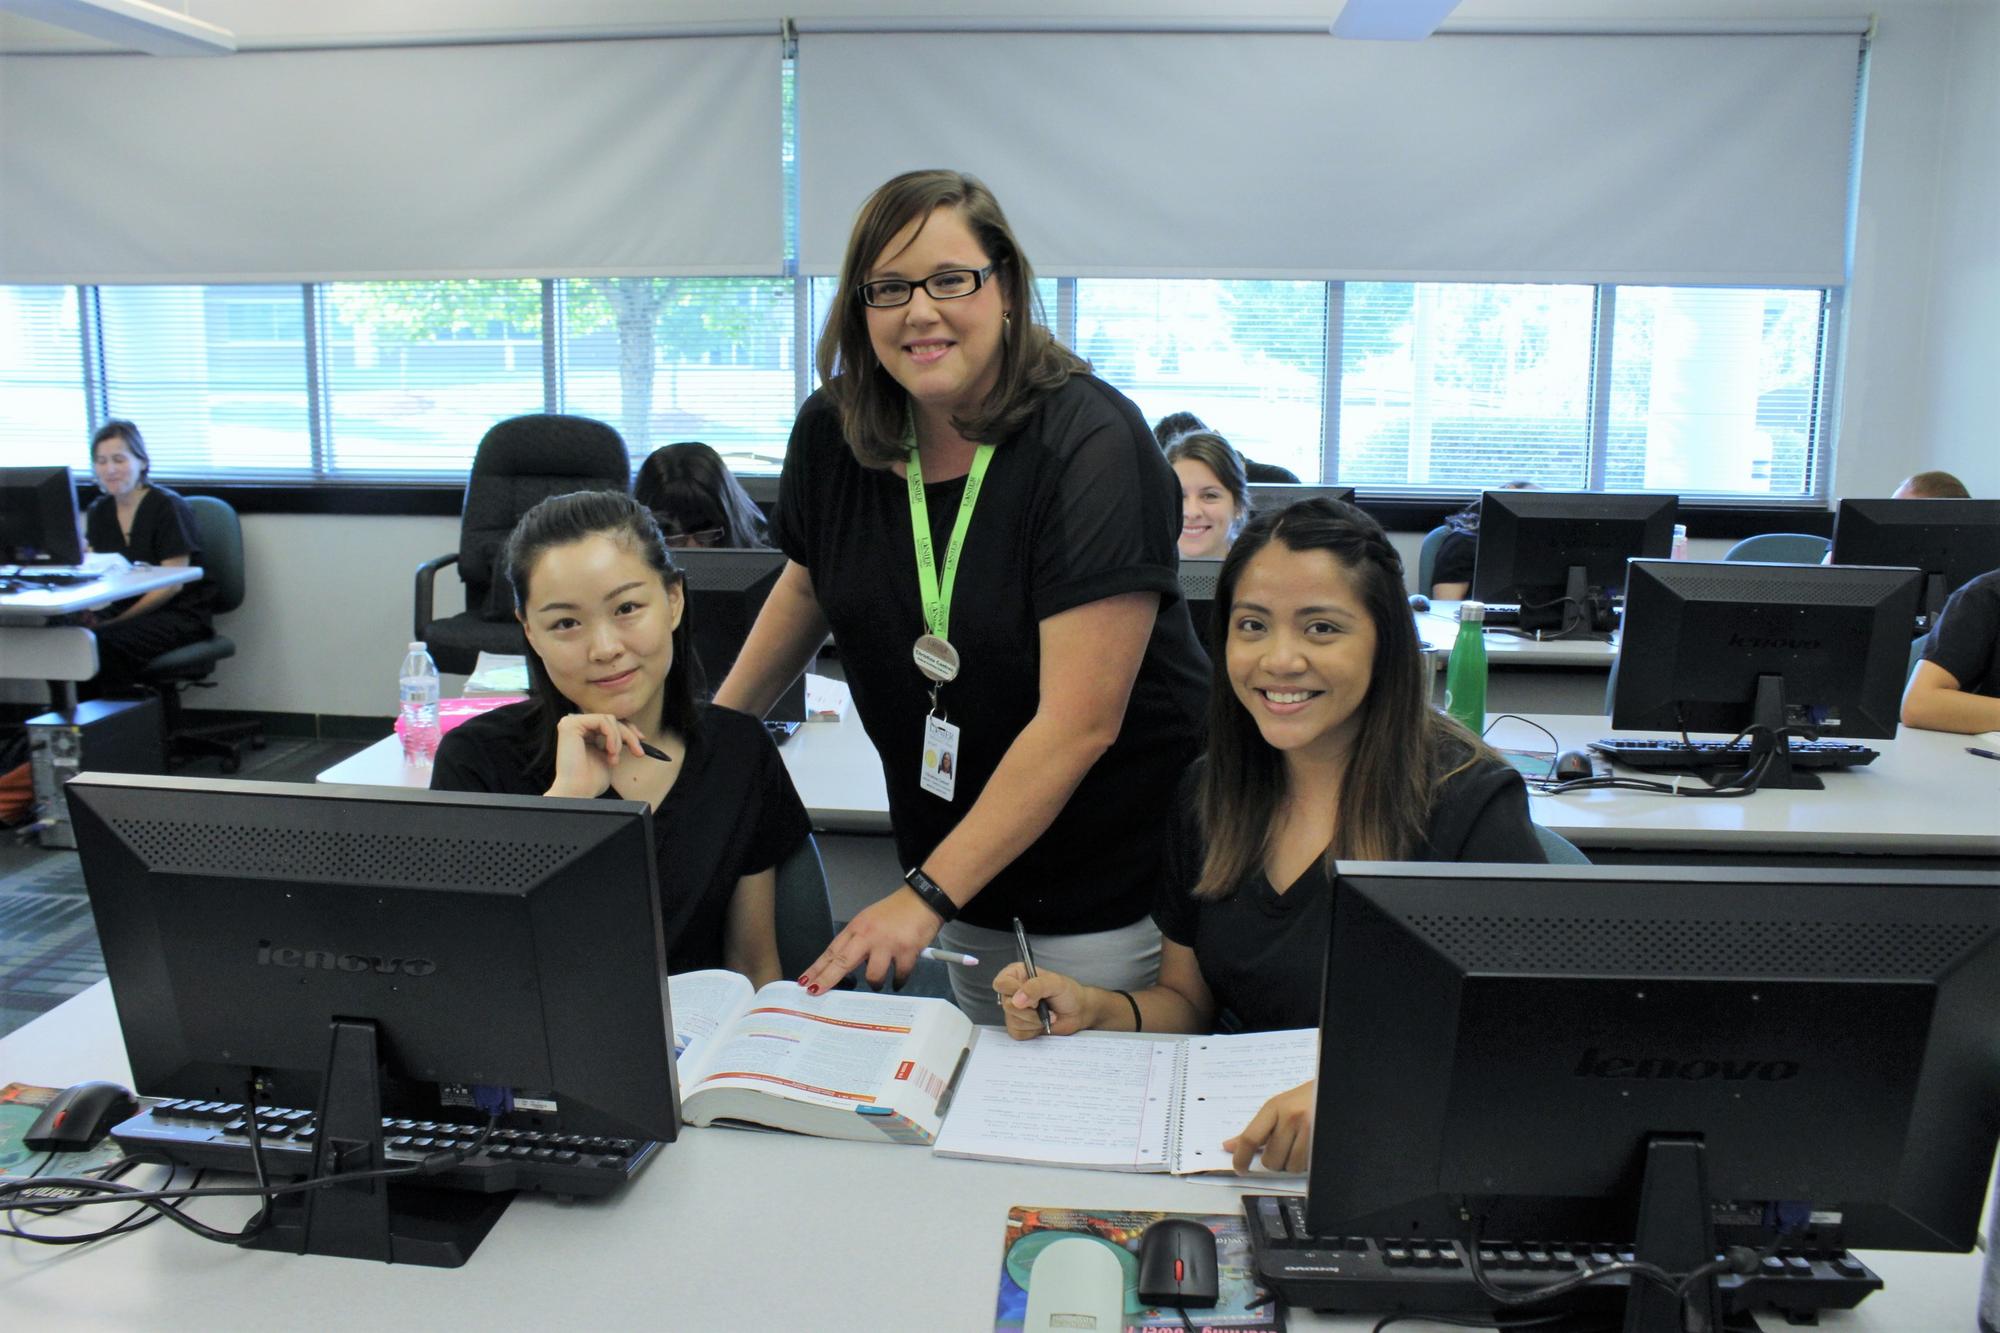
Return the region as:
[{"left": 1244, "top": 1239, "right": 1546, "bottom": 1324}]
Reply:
[
  {"left": 137, "top": 495, "right": 264, "bottom": 773},
  {"left": 1533, "top": 823, "right": 1591, "bottom": 865},
  {"left": 774, "top": 833, "right": 837, "bottom": 981},
  {"left": 1723, "top": 532, "right": 1831, "bottom": 564},
  {"left": 1417, "top": 524, "right": 1451, "bottom": 594},
  {"left": 414, "top": 414, "right": 631, "bottom": 675}
]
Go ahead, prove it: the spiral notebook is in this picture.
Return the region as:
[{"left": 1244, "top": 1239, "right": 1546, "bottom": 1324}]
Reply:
[{"left": 932, "top": 1027, "right": 1316, "bottom": 1178}]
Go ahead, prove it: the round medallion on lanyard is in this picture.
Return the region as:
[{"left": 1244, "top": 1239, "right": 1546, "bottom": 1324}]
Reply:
[{"left": 913, "top": 633, "right": 961, "bottom": 683}]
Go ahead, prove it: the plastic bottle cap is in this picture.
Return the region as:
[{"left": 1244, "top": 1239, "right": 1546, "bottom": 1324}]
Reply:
[
  {"left": 1458, "top": 601, "right": 1486, "bottom": 624},
  {"left": 408, "top": 641, "right": 427, "bottom": 652}
]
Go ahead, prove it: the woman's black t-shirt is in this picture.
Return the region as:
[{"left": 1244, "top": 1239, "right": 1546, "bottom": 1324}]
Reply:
[
  {"left": 1154, "top": 752, "right": 1545, "bottom": 1032},
  {"left": 429, "top": 700, "right": 811, "bottom": 974},
  {"left": 84, "top": 486, "right": 215, "bottom": 620},
  {"left": 772, "top": 375, "right": 1209, "bottom": 935}
]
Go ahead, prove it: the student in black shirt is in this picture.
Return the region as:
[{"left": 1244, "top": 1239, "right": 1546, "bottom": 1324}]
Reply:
[
  {"left": 81, "top": 420, "right": 215, "bottom": 693},
  {"left": 994, "top": 499, "right": 1543, "bottom": 1172},
  {"left": 1902, "top": 567, "right": 2000, "bottom": 734},
  {"left": 716, "top": 170, "right": 1207, "bottom": 1017},
  {"left": 431, "top": 490, "right": 808, "bottom": 984},
  {"left": 633, "top": 441, "right": 770, "bottom": 549},
  {"left": 1429, "top": 479, "right": 1539, "bottom": 600}
]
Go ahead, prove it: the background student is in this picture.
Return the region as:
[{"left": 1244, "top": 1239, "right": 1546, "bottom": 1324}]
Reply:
[
  {"left": 80, "top": 420, "right": 216, "bottom": 694},
  {"left": 633, "top": 440, "right": 772, "bottom": 549},
  {"left": 1901, "top": 566, "right": 2000, "bottom": 734},
  {"left": 1166, "top": 430, "right": 1251, "bottom": 560},
  {"left": 1429, "top": 479, "right": 1540, "bottom": 600},
  {"left": 431, "top": 490, "right": 808, "bottom": 985},
  {"left": 1892, "top": 469, "right": 1971, "bottom": 499},
  {"left": 1152, "top": 409, "right": 1301, "bottom": 484},
  {"left": 714, "top": 169, "right": 1208, "bottom": 1018},
  {"left": 993, "top": 499, "right": 1544, "bottom": 1172}
]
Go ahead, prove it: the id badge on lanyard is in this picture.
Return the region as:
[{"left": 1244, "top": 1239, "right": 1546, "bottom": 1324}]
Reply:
[{"left": 906, "top": 425, "right": 994, "bottom": 803}]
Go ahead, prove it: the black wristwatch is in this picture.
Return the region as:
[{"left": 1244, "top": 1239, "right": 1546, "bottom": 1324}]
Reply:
[{"left": 902, "top": 866, "right": 959, "bottom": 923}]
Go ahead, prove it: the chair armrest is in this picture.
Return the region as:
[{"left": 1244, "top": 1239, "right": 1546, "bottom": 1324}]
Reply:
[{"left": 414, "top": 552, "right": 460, "bottom": 640}]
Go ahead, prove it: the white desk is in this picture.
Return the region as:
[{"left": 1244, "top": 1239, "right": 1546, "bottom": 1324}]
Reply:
[
  {"left": 1417, "top": 601, "right": 1617, "bottom": 713},
  {"left": 0, "top": 983, "right": 1979, "bottom": 1331},
  {"left": 1505, "top": 713, "right": 2000, "bottom": 861},
  {"left": 0, "top": 566, "right": 203, "bottom": 703},
  {"left": 318, "top": 713, "right": 897, "bottom": 836}
]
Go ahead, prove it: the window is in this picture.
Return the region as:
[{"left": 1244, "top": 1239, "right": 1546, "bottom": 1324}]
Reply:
[
  {"left": 1073, "top": 279, "right": 1326, "bottom": 481},
  {"left": 320, "top": 280, "right": 544, "bottom": 476},
  {"left": 1605, "top": 288, "right": 1826, "bottom": 498},
  {"left": 1339, "top": 282, "right": 1596, "bottom": 490},
  {"left": 0, "top": 286, "right": 86, "bottom": 466},
  {"left": 557, "top": 277, "right": 797, "bottom": 474}
]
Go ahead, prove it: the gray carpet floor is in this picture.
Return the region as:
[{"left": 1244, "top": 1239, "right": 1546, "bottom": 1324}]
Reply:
[{"left": 0, "top": 736, "right": 364, "bottom": 1040}]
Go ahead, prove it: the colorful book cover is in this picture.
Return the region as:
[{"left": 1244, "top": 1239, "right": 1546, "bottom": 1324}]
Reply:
[
  {"left": 0, "top": 1082, "right": 132, "bottom": 1194},
  {"left": 995, "top": 1204, "right": 1285, "bottom": 1332}
]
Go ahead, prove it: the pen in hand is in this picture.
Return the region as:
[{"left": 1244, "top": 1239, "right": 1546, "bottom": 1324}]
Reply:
[
  {"left": 918, "top": 947, "right": 979, "bottom": 966},
  {"left": 1011, "top": 916, "right": 1053, "bottom": 1036}
]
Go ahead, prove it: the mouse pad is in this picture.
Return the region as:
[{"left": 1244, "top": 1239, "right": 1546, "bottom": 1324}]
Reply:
[
  {"left": 994, "top": 1204, "right": 1285, "bottom": 1331},
  {"left": 0, "top": 1083, "right": 138, "bottom": 1192}
]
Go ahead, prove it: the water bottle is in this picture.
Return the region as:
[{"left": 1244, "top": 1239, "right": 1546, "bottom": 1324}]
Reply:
[
  {"left": 398, "top": 641, "right": 441, "bottom": 766},
  {"left": 1443, "top": 601, "right": 1488, "bottom": 734},
  {"left": 1671, "top": 523, "right": 1690, "bottom": 560}
]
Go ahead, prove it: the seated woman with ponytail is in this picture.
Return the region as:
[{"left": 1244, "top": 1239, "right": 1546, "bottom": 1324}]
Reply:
[
  {"left": 993, "top": 499, "right": 1544, "bottom": 1172},
  {"left": 430, "top": 490, "right": 808, "bottom": 986}
]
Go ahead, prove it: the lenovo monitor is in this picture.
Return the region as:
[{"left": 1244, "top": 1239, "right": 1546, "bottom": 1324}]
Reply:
[
  {"left": 1279, "top": 862, "right": 2000, "bottom": 1331},
  {"left": 1472, "top": 490, "right": 1677, "bottom": 635},
  {"left": 0, "top": 465, "right": 85, "bottom": 565},
  {"left": 1830, "top": 498, "right": 2000, "bottom": 627},
  {"left": 672, "top": 546, "right": 809, "bottom": 727},
  {"left": 67, "top": 772, "right": 680, "bottom": 1266},
  {"left": 1610, "top": 559, "right": 1920, "bottom": 788}
]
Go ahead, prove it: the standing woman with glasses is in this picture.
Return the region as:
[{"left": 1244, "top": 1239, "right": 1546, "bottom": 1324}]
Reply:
[{"left": 716, "top": 169, "right": 1207, "bottom": 1018}]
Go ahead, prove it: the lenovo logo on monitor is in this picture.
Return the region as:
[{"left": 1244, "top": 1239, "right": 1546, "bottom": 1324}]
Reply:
[
  {"left": 1574, "top": 1048, "right": 1801, "bottom": 1082},
  {"left": 256, "top": 941, "right": 437, "bottom": 977}
]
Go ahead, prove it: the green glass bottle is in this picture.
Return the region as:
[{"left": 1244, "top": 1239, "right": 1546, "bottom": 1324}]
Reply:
[{"left": 1444, "top": 601, "right": 1488, "bottom": 733}]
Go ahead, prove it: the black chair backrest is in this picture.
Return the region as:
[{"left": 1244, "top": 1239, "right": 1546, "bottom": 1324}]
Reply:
[
  {"left": 184, "top": 495, "right": 245, "bottom": 615},
  {"left": 459, "top": 415, "right": 631, "bottom": 621}
]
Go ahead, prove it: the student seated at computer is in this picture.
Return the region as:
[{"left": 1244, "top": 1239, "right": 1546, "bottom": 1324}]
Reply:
[
  {"left": 1900, "top": 567, "right": 2000, "bottom": 735},
  {"left": 1166, "top": 430, "right": 1251, "bottom": 560},
  {"left": 1152, "top": 409, "right": 1300, "bottom": 484},
  {"left": 633, "top": 441, "right": 771, "bottom": 549},
  {"left": 430, "top": 490, "right": 808, "bottom": 986},
  {"left": 1428, "top": 479, "right": 1538, "bottom": 600},
  {"left": 80, "top": 420, "right": 216, "bottom": 695},
  {"left": 1893, "top": 469, "right": 1970, "bottom": 500},
  {"left": 992, "top": 499, "right": 1543, "bottom": 1172}
]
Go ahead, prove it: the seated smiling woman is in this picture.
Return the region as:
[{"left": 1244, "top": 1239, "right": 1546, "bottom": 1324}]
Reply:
[
  {"left": 993, "top": 499, "right": 1544, "bottom": 1172},
  {"left": 430, "top": 490, "right": 808, "bottom": 986}
]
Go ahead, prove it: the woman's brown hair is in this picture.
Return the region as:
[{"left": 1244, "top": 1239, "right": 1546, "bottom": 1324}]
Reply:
[
  {"left": 815, "top": 169, "right": 1087, "bottom": 467},
  {"left": 1194, "top": 498, "right": 1492, "bottom": 897}
]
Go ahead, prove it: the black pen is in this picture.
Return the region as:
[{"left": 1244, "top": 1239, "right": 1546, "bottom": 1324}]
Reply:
[
  {"left": 638, "top": 740, "right": 673, "bottom": 764},
  {"left": 1966, "top": 747, "right": 2000, "bottom": 763},
  {"left": 1011, "top": 916, "right": 1053, "bottom": 1036}
]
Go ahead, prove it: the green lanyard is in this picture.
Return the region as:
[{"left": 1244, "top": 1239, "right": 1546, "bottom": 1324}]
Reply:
[{"left": 905, "top": 433, "right": 996, "bottom": 645}]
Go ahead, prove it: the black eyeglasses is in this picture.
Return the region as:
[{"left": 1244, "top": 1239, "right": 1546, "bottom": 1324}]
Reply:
[
  {"left": 856, "top": 265, "right": 995, "bottom": 309},
  {"left": 662, "top": 526, "right": 725, "bottom": 549}
]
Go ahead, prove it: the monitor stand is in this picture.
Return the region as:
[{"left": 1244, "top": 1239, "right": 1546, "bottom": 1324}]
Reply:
[
  {"left": 240, "top": 1018, "right": 512, "bottom": 1267},
  {"left": 1518, "top": 566, "right": 1616, "bottom": 638},
  {"left": 1733, "top": 674, "right": 1824, "bottom": 792},
  {"left": 1622, "top": 1136, "right": 1726, "bottom": 1333}
]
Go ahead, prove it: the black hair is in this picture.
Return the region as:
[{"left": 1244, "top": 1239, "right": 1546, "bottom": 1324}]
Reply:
[
  {"left": 632, "top": 442, "right": 769, "bottom": 548},
  {"left": 91, "top": 420, "right": 150, "bottom": 482},
  {"left": 502, "top": 490, "right": 700, "bottom": 776},
  {"left": 1153, "top": 410, "right": 1208, "bottom": 448}
]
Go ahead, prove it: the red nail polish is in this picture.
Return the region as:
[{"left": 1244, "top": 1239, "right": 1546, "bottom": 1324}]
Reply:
[{"left": 806, "top": 983, "right": 821, "bottom": 996}]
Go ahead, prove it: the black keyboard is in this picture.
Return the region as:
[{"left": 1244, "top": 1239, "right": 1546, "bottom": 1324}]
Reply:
[
  {"left": 1590, "top": 737, "right": 1879, "bottom": 771},
  {"left": 0, "top": 566, "right": 97, "bottom": 587},
  {"left": 1244, "top": 1195, "right": 1882, "bottom": 1321},
  {"left": 112, "top": 1098, "right": 660, "bottom": 1198}
]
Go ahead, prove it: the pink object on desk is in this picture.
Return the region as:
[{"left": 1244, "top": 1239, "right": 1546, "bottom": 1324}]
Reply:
[{"left": 393, "top": 694, "right": 525, "bottom": 746}]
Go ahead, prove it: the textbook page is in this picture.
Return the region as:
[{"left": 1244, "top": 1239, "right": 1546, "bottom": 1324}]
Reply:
[
  {"left": 1172, "top": 1028, "right": 1318, "bottom": 1180},
  {"left": 932, "top": 1029, "right": 1182, "bottom": 1171},
  {"left": 667, "top": 969, "right": 753, "bottom": 1063}
]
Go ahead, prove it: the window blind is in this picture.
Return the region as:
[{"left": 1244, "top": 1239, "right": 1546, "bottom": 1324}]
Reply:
[{"left": 798, "top": 31, "right": 1858, "bottom": 286}]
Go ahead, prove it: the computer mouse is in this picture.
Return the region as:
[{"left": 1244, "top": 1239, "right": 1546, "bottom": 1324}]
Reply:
[
  {"left": 1408, "top": 593, "right": 1431, "bottom": 613},
  {"left": 24, "top": 1080, "right": 140, "bottom": 1152},
  {"left": 1137, "top": 1217, "right": 1220, "bottom": 1310},
  {"left": 1022, "top": 1235, "right": 1126, "bottom": 1333},
  {"left": 1554, "top": 748, "right": 1596, "bottom": 782}
]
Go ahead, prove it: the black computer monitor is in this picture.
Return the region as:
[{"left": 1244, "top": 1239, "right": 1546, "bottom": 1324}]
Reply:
[
  {"left": 1179, "top": 556, "right": 1226, "bottom": 648},
  {"left": 1473, "top": 490, "right": 1677, "bottom": 635},
  {"left": 0, "top": 465, "right": 85, "bottom": 565},
  {"left": 1611, "top": 559, "right": 1920, "bottom": 789},
  {"left": 1296, "top": 862, "right": 2000, "bottom": 1331},
  {"left": 1830, "top": 498, "right": 2000, "bottom": 626},
  {"left": 672, "top": 546, "right": 809, "bottom": 725},
  {"left": 66, "top": 772, "right": 680, "bottom": 1265},
  {"left": 1248, "top": 483, "right": 1356, "bottom": 514}
]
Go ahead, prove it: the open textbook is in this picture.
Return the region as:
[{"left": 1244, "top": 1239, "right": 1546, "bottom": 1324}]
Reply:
[
  {"left": 933, "top": 1027, "right": 1317, "bottom": 1178},
  {"left": 667, "top": 971, "right": 973, "bottom": 1145}
]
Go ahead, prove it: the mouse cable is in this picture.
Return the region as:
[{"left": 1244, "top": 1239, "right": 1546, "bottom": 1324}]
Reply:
[
  {"left": 1369, "top": 1313, "right": 1587, "bottom": 1333},
  {"left": 1, "top": 1161, "right": 200, "bottom": 1246},
  {"left": 1462, "top": 1210, "right": 1682, "bottom": 1309}
]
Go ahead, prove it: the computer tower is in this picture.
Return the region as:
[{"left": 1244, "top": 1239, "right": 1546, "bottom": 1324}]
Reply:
[{"left": 27, "top": 698, "right": 163, "bottom": 849}]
